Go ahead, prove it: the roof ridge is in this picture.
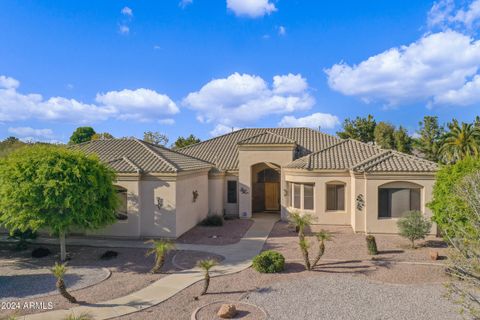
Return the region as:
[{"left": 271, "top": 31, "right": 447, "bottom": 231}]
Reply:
[
  {"left": 287, "top": 139, "right": 348, "bottom": 169},
  {"left": 122, "top": 156, "right": 142, "bottom": 173},
  {"left": 142, "top": 139, "right": 215, "bottom": 166},
  {"left": 389, "top": 150, "right": 438, "bottom": 165},
  {"left": 177, "top": 128, "right": 246, "bottom": 151},
  {"left": 352, "top": 151, "right": 394, "bottom": 172},
  {"left": 133, "top": 139, "right": 178, "bottom": 172},
  {"left": 237, "top": 130, "right": 296, "bottom": 144},
  {"left": 264, "top": 130, "right": 296, "bottom": 143}
]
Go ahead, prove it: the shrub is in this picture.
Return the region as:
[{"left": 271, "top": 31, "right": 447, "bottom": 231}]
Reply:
[
  {"left": 252, "top": 250, "right": 285, "bottom": 273},
  {"left": 32, "top": 247, "right": 51, "bottom": 258},
  {"left": 200, "top": 214, "right": 223, "bottom": 227},
  {"left": 8, "top": 229, "right": 37, "bottom": 251},
  {"left": 397, "top": 211, "right": 432, "bottom": 248},
  {"left": 100, "top": 250, "right": 118, "bottom": 260},
  {"left": 366, "top": 235, "right": 378, "bottom": 255}
]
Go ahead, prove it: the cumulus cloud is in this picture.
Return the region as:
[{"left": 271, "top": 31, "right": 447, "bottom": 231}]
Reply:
[
  {"left": 183, "top": 72, "right": 314, "bottom": 128},
  {"left": 428, "top": 0, "right": 480, "bottom": 30},
  {"left": 278, "top": 113, "right": 340, "bottom": 129},
  {"left": 325, "top": 30, "right": 480, "bottom": 106},
  {"left": 227, "top": 0, "right": 276, "bottom": 18},
  {"left": 179, "top": 0, "right": 193, "bottom": 9},
  {"left": 434, "top": 74, "right": 480, "bottom": 105},
  {"left": 210, "top": 124, "right": 241, "bottom": 136},
  {"left": 8, "top": 127, "right": 54, "bottom": 139},
  {"left": 121, "top": 6, "right": 133, "bottom": 17},
  {"left": 0, "top": 75, "right": 177, "bottom": 123}
]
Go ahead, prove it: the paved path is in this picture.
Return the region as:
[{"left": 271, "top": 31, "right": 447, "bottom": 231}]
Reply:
[{"left": 19, "top": 214, "right": 277, "bottom": 320}]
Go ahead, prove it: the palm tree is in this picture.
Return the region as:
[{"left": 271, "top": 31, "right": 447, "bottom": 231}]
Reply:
[
  {"left": 440, "top": 120, "right": 480, "bottom": 164},
  {"left": 311, "top": 230, "right": 333, "bottom": 268},
  {"left": 289, "top": 211, "right": 314, "bottom": 270},
  {"left": 145, "top": 240, "right": 175, "bottom": 273},
  {"left": 197, "top": 259, "right": 217, "bottom": 296},
  {"left": 51, "top": 262, "right": 77, "bottom": 303}
]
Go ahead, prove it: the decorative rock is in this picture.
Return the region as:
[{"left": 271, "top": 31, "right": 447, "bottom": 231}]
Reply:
[
  {"left": 430, "top": 251, "right": 439, "bottom": 261},
  {"left": 217, "top": 304, "right": 237, "bottom": 319},
  {"left": 100, "top": 250, "right": 118, "bottom": 260}
]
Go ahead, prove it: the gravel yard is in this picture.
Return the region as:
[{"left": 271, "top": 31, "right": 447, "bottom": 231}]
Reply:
[{"left": 176, "top": 218, "right": 254, "bottom": 245}]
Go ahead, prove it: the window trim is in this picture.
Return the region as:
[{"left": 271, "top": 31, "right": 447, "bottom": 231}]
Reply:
[
  {"left": 290, "top": 182, "right": 315, "bottom": 212},
  {"left": 325, "top": 182, "right": 346, "bottom": 212}
]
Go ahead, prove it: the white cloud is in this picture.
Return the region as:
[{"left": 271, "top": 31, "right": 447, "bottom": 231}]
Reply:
[
  {"left": 0, "top": 75, "right": 177, "bottom": 123},
  {"left": 158, "top": 118, "right": 175, "bottom": 125},
  {"left": 278, "top": 26, "right": 286, "bottom": 36},
  {"left": 227, "top": 0, "right": 276, "bottom": 18},
  {"left": 434, "top": 74, "right": 480, "bottom": 105},
  {"left": 179, "top": 0, "right": 193, "bottom": 9},
  {"left": 326, "top": 30, "right": 480, "bottom": 106},
  {"left": 8, "top": 127, "right": 54, "bottom": 139},
  {"left": 278, "top": 113, "right": 340, "bottom": 129},
  {"left": 210, "top": 124, "right": 241, "bottom": 136},
  {"left": 121, "top": 6, "right": 133, "bottom": 17},
  {"left": 429, "top": 0, "right": 480, "bottom": 30},
  {"left": 183, "top": 72, "right": 314, "bottom": 127},
  {"left": 96, "top": 88, "right": 179, "bottom": 121},
  {"left": 153, "top": 45, "right": 161, "bottom": 50},
  {"left": 119, "top": 25, "right": 130, "bottom": 35}
]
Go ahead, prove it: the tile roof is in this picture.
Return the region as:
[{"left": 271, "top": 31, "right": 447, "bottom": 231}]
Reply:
[
  {"left": 237, "top": 131, "right": 296, "bottom": 145},
  {"left": 286, "top": 139, "right": 438, "bottom": 173},
  {"left": 177, "top": 128, "right": 341, "bottom": 171},
  {"left": 73, "top": 139, "right": 212, "bottom": 173}
]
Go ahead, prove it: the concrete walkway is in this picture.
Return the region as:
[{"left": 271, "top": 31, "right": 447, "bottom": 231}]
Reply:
[{"left": 20, "top": 214, "right": 278, "bottom": 320}]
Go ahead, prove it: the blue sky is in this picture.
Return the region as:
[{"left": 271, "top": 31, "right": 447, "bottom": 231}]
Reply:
[{"left": 1, "top": 0, "right": 479, "bottom": 143}]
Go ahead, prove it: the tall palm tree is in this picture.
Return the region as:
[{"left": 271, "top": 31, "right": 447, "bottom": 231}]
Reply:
[
  {"left": 440, "top": 120, "right": 480, "bottom": 164},
  {"left": 289, "top": 211, "right": 314, "bottom": 270},
  {"left": 311, "top": 230, "right": 333, "bottom": 268},
  {"left": 197, "top": 259, "right": 217, "bottom": 296},
  {"left": 51, "top": 262, "right": 77, "bottom": 303},
  {"left": 145, "top": 240, "right": 175, "bottom": 274}
]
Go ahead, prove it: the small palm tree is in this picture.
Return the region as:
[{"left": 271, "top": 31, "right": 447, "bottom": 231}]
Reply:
[
  {"left": 440, "top": 121, "right": 480, "bottom": 164},
  {"left": 289, "top": 211, "right": 314, "bottom": 270},
  {"left": 145, "top": 240, "right": 175, "bottom": 273},
  {"left": 51, "top": 262, "right": 77, "bottom": 303},
  {"left": 198, "top": 259, "right": 217, "bottom": 296},
  {"left": 311, "top": 230, "right": 333, "bottom": 268}
]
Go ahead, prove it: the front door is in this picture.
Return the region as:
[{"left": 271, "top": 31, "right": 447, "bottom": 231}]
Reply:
[{"left": 264, "top": 182, "right": 280, "bottom": 211}]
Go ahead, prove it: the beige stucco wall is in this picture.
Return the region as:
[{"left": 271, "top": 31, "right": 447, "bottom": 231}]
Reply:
[
  {"left": 362, "top": 174, "right": 437, "bottom": 235},
  {"left": 284, "top": 170, "right": 352, "bottom": 225},
  {"left": 208, "top": 174, "right": 225, "bottom": 216},
  {"left": 175, "top": 170, "right": 209, "bottom": 237},
  {"left": 238, "top": 145, "right": 295, "bottom": 219}
]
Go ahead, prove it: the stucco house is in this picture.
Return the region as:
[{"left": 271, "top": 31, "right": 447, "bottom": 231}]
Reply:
[{"left": 75, "top": 128, "right": 438, "bottom": 239}]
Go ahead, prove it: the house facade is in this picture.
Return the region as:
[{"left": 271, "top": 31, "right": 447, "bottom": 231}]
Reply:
[{"left": 75, "top": 128, "right": 438, "bottom": 238}]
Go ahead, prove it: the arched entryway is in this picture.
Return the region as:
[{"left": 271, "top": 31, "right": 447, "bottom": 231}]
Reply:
[{"left": 251, "top": 163, "right": 281, "bottom": 213}]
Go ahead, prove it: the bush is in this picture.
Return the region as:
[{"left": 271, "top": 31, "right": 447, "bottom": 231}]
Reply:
[
  {"left": 200, "top": 214, "right": 223, "bottom": 226},
  {"left": 397, "top": 210, "right": 432, "bottom": 248},
  {"left": 366, "top": 235, "right": 378, "bottom": 255},
  {"left": 252, "top": 250, "right": 285, "bottom": 273},
  {"left": 32, "top": 247, "right": 51, "bottom": 258}
]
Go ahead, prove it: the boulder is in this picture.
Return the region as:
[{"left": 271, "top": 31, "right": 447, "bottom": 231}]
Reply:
[{"left": 217, "top": 304, "right": 237, "bottom": 319}]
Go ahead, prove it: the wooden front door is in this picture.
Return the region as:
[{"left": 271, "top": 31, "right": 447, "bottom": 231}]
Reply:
[{"left": 264, "top": 182, "right": 280, "bottom": 211}]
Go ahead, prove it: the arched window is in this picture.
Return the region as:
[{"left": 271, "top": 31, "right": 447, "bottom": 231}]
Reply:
[
  {"left": 115, "top": 186, "right": 128, "bottom": 221},
  {"left": 378, "top": 182, "right": 422, "bottom": 218},
  {"left": 257, "top": 168, "right": 279, "bottom": 183}
]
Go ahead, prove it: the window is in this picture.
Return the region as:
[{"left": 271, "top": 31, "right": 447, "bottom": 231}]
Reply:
[
  {"left": 304, "top": 184, "right": 314, "bottom": 210},
  {"left": 291, "top": 183, "right": 314, "bottom": 210},
  {"left": 227, "top": 180, "right": 237, "bottom": 203},
  {"left": 257, "top": 169, "right": 280, "bottom": 183},
  {"left": 115, "top": 187, "right": 128, "bottom": 221},
  {"left": 326, "top": 184, "right": 345, "bottom": 211},
  {"left": 293, "top": 184, "right": 301, "bottom": 209},
  {"left": 378, "top": 188, "right": 421, "bottom": 218}
]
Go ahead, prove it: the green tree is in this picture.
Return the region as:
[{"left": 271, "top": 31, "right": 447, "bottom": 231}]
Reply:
[
  {"left": 198, "top": 259, "right": 217, "bottom": 296},
  {"left": 311, "top": 230, "right": 333, "bottom": 267},
  {"left": 51, "top": 262, "right": 77, "bottom": 303},
  {"left": 374, "top": 121, "right": 395, "bottom": 149},
  {"left": 0, "top": 145, "right": 118, "bottom": 261},
  {"left": 394, "top": 126, "right": 413, "bottom": 154},
  {"left": 0, "top": 136, "right": 26, "bottom": 157},
  {"left": 69, "top": 127, "right": 96, "bottom": 144},
  {"left": 289, "top": 211, "right": 313, "bottom": 270},
  {"left": 414, "top": 116, "right": 444, "bottom": 162},
  {"left": 145, "top": 240, "right": 175, "bottom": 273},
  {"left": 172, "top": 134, "right": 201, "bottom": 149},
  {"left": 337, "top": 114, "right": 376, "bottom": 143},
  {"left": 91, "top": 132, "right": 114, "bottom": 140},
  {"left": 440, "top": 120, "right": 480, "bottom": 164},
  {"left": 397, "top": 210, "right": 432, "bottom": 248},
  {"left": 428, "top": 156, "right": 480, "bottom": 238},
  {"left": 143, "top": 131, "right": 169, "bottom": 146}
]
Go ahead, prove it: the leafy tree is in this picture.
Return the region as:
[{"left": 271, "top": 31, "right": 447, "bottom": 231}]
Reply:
[
  {"left": 172, "top": 134, "right": 201, "bottom": 149},
  {"left": 0, "top": 145, "right": 118, "bottom": 261},
  {"left": 414, "top": 116, "right": 444, "bottom": 162},
  {"left": 91, "top": 132, "right": 114, "bottom": 140},
  {"left": 394, "top": 126, "right": 413, "bottom": 154},
  {"left": 374, "top": 121, "right": 395, "bottom": 149},
  {"left": 337, "top": 114, "right": 376, "bottom": 143},
  {"left": 51, "top": 262, "right": 77, "bottom": 303},
  {"left": 0, "top": 136, "right": 26, "bottom": 157},
  {"left": 444, "top": 171, "right": 480, "bottom": 318},
  {"left": 440, "top": 120, "right": 480, "bottom": 164},
  {"left": 145, "top": 240, "right": 175, "bottom": 273},
  {"left": 143, "top": 131, "right": 169, "bottom": 146},
  {"left": 397, "top": 210, "right": 432, "bottom": 248},
  {"left": 69, "top": 127, "right": 96, "bottom": 144},
  {"left": 429, "top": 157, "right": 480, "bottom": 238},
  {"left": 198, "top": 259, "right": 217, "bottom": 296}
]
